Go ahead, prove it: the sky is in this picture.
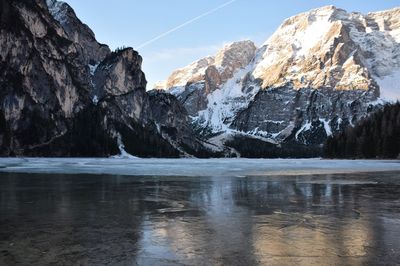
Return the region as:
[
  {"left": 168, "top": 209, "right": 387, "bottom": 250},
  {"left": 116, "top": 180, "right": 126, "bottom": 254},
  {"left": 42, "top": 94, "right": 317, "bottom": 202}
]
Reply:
[{"left": 63, "top": 0, "right": 399, "bottom": 89}]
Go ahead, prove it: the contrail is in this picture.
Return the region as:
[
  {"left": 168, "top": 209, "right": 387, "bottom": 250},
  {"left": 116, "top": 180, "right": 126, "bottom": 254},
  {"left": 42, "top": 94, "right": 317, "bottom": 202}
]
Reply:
[{"left": 136, "top": 0, "right": 237, "bottom": 49}]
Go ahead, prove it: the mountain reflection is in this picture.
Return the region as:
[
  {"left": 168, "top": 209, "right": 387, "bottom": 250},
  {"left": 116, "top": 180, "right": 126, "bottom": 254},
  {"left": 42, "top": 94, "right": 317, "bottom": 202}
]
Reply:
[{"left": 1, "top": 172, "right": 400, "bottom": 265}]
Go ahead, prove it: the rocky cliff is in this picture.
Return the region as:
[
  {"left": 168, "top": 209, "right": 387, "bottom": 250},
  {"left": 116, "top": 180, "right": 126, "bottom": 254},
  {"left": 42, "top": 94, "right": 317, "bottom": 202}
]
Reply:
[
  {"left": 158, "top": 6, "right": 400, "bottom": 157},
  {"left": 2, "top": 1, "right": 399, "bottom": 158},
  {"left": 0, "top": 0, "right": 212, "bottom": 157},
  {"left": 46, "top": 0, "right": 110, "bottom": 65}
]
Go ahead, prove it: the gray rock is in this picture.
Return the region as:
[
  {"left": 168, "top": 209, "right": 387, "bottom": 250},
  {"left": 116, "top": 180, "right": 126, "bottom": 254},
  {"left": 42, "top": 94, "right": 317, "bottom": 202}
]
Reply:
[
  {"left": 157, "top": 6, "right": 399, "bottom": 157},
  {"left": 232, "top": 86, "right": 380, "bottom": 145},
  {"left": 0, "top": 0, "right": 194, "bottom": 157},
  {"left": 148, "top": 90, "right": 218, "bottom": 157},
  {"left": 46, "top": 0, "right": 110, "bottom": 65}
]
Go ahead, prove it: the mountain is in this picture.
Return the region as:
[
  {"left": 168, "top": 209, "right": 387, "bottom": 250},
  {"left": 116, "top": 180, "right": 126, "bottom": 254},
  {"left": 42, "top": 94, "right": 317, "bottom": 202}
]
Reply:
[
  {"left": 0, "top": 0, "right": 213, "bottom": 157},
  {"left": 157, "top": 6, "right": 400, "bottom": 157},
  {"left": 2, "top": 2, "right": 399, "bottom": 158}
]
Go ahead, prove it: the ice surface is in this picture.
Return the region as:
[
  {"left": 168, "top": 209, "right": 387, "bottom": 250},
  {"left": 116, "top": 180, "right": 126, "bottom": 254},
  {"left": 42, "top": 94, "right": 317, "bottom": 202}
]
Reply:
[
  {"left": 2, "top": 165, "right": 400, "bottom": 265},
  {"left": 0, "top": 158, "right": 399, "bottom": 177}
]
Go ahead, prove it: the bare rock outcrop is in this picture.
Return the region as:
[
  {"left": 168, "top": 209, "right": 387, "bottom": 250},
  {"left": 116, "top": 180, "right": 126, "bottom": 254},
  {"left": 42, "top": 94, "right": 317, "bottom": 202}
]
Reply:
[
  {"left": 0, "top": 0, "right": 213, "bottom": 157},
  {"left": 158, "top": 6, "right": 400, "bottom": 156}
]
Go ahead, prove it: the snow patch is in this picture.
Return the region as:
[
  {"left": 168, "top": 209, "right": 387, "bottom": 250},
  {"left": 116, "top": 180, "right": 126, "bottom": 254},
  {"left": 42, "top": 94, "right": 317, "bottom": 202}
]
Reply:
[
  {"left": 368, "top": 98, "right": 387, "bottom": 106},
  {"left": 253, "top": 6, "right": 337, "bottom": 82},
  {"left": 46, "top": 0, "right": 68, "bottom": 25},
  {"left": 167, "top": 56, "right": 215, "bottom": 87},
  {"left": 168, "top": 86, "right": 185, "bottom": 96},
  {"left": 336, "top": 118, "right": 343, "bottom": 130},
  {"left": 88, "top": 63, "right": 100, "bottom": 105},
  {"left": 89, "top": 63, "right": 99, "bottom": 76},
  {"left": 92, "top": 95, "right": 99, "bottom": 105},
  {"left": 319, "top": 118, "right": 332, "bottom": 136},
  {"left": 295, "top": 121, "right": 312, "bottom": 140},
  {"left": 195, "top": 60, "right": 261, "bottom": 132},
  {"left": 374, "top": 69, "right": 400, "bottom": 102},
  {"left": 112, "top": 133, "right": 138, "bottom": 159}
]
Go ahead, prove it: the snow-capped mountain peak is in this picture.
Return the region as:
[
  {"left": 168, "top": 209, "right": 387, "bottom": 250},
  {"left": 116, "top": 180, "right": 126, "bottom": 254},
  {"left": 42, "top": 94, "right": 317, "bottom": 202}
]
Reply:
[
  {"left": 252, "top": 6, "right": 400, "bottom": 98},
  {"left": 156, "top": 6, "right": 399, "bottom": 154},
  {"left": 157, "top": 40, "right": 257, "bottom": 92}
]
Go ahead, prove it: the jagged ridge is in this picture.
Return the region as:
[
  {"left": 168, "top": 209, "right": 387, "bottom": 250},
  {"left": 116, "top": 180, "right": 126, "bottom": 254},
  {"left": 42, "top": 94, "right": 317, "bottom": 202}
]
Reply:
[
  {"left": 0, "top": 0, "right": 215, "bottom": 157},
  {"left": 157, "top": 5, "right": 400, "bottom": 157}
]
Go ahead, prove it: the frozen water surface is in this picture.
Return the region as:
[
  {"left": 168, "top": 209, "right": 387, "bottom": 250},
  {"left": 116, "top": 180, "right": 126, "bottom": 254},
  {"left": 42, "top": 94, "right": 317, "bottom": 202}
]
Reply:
[
  {"left": 0, "top": 158, "right": 400, "bottom": 265},
  {"left": 0, "top": 158, "right": 400, "bottom": 176}
]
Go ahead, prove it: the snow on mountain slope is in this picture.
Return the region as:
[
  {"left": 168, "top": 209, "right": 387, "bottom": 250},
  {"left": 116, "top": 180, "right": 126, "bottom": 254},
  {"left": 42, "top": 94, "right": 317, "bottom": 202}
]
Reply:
[
  {"left": 160, "top": 41, "right": 257, "bottom": 94},
  {"left": 252, "top": 5, "right": 400, "bottom": 97},
  {"left": 156, "top": 6, "right": 399, "bottom": 154},
  {"left": 155, "top": 41, "right": 257, "bottom": 118},
  {"left": 375, "top": 69, "right": 400, "bottom": 100},
  {"left": 166, "top": 56, "right": 215, "bottom": 89},
  {"left": 195, "top": 54, "right": 261, "bottom": 132},
  {"left": 368, "top": 8, "right": 400, "bottom": 42}
]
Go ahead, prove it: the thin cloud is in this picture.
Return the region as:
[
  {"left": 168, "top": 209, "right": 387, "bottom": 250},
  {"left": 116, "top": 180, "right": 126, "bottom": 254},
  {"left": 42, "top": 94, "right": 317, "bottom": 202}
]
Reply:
[
  {"left": 144, "top": 44, "right": 222, "bottom": 63},
  {"left": 136, "top": 0, "right": 237, "bottom": 49}
]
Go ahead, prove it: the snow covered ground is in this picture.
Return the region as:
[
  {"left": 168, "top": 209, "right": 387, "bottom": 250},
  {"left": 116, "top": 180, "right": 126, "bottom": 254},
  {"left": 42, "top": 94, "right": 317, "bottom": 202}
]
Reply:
[{"left": 0, "top": 158, "right": 399, "bottom": 177}]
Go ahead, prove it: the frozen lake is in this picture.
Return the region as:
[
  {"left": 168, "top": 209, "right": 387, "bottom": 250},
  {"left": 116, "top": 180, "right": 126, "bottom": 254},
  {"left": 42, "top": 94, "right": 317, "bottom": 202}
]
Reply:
[
  {"left": 1, "top": 158, "right": 400, "bottom": 176},
  {"left": 1, "top": 159, "right": 400, "bottom": 265}
]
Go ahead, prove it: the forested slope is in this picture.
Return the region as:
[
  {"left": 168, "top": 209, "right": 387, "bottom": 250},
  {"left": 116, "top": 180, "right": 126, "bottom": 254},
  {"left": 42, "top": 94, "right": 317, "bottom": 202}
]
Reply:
[{"left": 324, "top": 103, "right": 400, "bottom": 159}]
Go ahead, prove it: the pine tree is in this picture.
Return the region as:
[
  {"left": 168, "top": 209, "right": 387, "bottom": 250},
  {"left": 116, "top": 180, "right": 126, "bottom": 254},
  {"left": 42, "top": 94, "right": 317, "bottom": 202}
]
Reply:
[{"left": 324, "top": 102, "right": 400, "bottom": 159}]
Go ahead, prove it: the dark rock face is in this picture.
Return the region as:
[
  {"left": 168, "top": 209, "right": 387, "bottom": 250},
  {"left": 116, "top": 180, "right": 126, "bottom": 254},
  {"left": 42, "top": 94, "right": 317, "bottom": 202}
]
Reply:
[
  {"left": 93, "top": 49, "right": 148, "bottom": 109},
  {"left": 2, "top": 1, "right": 387, "bottom": 158},
  {"left": 174, "top": 82, "right": 208, "bottom": 117},
  {"left": 0, "top": 0, "right": 197, "bottom": 157},
  {"left": 148, "top": 90, "right": 217, "bottom": 157},
  {"left": 157, "top": 6, "right": 400, "bottom": 157},
  {"left": 0, "top": 0, "right": 90, "bottom": 155},
  {"left": 90, "top": 49, "right": 180, "bottom": 158},
  {"left": 46, "top": 0, "right": 110, "bottom": 65},
  {"left": 232, "top": 86, "right": 380, "bottom": 145}
]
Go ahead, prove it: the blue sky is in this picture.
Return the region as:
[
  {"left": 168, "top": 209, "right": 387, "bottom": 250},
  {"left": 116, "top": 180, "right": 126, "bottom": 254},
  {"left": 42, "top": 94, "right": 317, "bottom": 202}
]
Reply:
[{"left": 63, "top": 0, "right": 399, "bottom": 88}]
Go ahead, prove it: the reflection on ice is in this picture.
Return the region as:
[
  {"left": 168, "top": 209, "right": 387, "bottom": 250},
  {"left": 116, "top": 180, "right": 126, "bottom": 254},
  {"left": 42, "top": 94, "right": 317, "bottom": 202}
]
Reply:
[
  {"left": 133, "top": 173, "right": 400, "bottom": 265},
  {"left": 1, "top": 163, "right": 400, "bottom": 265}
]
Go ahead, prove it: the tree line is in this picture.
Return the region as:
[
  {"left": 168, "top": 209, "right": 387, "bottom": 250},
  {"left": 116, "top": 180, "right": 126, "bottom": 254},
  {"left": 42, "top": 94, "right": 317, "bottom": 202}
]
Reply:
[{"left": 324, "top": 102, "right": 400, "bottom": 159}]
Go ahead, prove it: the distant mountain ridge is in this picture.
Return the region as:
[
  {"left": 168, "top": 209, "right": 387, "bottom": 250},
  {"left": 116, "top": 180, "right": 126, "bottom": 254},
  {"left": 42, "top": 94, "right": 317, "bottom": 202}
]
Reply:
[{"left": 156, "top": 6, "right": 400, "bottom": 156}]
